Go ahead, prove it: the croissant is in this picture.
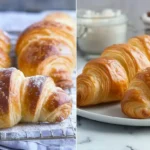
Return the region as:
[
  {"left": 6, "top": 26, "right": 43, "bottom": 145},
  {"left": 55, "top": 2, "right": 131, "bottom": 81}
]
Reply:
[
  {"left": 121, "top": 67, "right": 150, "bottom": 119},
  {"left": 44, "top": 12, "right": 75, "bottom": 33},
  {"left": 77, "top": 35, "right": 150, "bottom": 106},
  {"left": 0, "top": 29, "right": 11, "bottom": 68},
  {"left": 0, "top": 68, "right": 72, "bottom": 129},
  {"left": 16, "top": 13, "right": 76, "bottom": 89}
]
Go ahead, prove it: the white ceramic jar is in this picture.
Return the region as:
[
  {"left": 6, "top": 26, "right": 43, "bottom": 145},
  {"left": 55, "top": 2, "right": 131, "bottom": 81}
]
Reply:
[{"left": 77, "top": 9, "right": 128, "bottom": 59}]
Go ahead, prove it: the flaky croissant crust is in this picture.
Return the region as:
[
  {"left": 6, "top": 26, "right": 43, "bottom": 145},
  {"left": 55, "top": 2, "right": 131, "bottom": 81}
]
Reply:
[
  {"left": 0, "top": 68, "right": 72, "bottom": 129},
  {"left": 44, "top": 12, "right": 76, "bottom": 33},
  {"left": 78, "top": 35, "right": 150, "bottom": 107},
  {"left": 0, "top": 29, "right": 10, "bottom": 53},
  {"left": 0, "top": 29, "right": 11, "bottom": 68},
  {"left": 16, "top": 14, "right": 76, "bottom": 89},
  {"left": 121, "top": 67, "right": 150, "bottom": 119},
  {"left": 16, "top": 21, "right": 75, "bottom": 56}
]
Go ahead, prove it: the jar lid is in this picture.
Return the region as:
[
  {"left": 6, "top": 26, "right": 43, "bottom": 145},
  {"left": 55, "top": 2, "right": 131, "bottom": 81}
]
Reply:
[
  {"left": 77, "top": 9, "right": 128, "bottom": 26},
  {"left": 141, "top": 12, "right": 150, "bottom": 24}
]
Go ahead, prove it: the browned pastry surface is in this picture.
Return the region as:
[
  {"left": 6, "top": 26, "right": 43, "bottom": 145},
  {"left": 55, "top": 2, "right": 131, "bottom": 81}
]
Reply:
[
  {"left": 44, "top": 12, "right": 75, "bottom": 33},
  {"left": 0, "top": 68, "right": 24, "bottom": 128},
  {"left": 121, "top": 67, "right": 150, "bottom": 118},
  {"left": 0, "top": 30, "right": 11, "bottom": 68},
  {"left": 78, "top": 35, "right": 150, "bottom": 107},
  {"left": 0, "top": 29, "right": 10, "bottom": 53},
  {"left": 0, "top": 68, "right": 72, "bottom": 128},
  {"left": 16, "top": 13, "right": 76, "bottom": 89}
]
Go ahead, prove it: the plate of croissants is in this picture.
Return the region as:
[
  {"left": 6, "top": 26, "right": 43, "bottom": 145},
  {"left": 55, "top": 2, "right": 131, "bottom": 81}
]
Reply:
[{"left": 77, "top": 35, "right": 150, "bottom": 126}]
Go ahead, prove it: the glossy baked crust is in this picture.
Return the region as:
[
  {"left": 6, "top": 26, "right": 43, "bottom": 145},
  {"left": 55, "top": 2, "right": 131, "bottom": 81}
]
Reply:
[
  {"left": 44, "top": 12, "right": 75, "bottom": 33},
  {"left": 121, "top": 67, "right": 150, "bottom": 119},
  {"left": 21, "top": 75, "right": 72, "bottom": 123},
  {"left": 0, "top": 68, "right": 72, "bottom": 128},
  {"left": 0, "top": 29, "right": 10, "bottom": 53},
  {"left": 77, "top": 35, "right": 150, "bottom": 107},
  {"left": 16, "top": 13, "right": 76, "bottom": 89},
  {"left": 128, "top": 35, "right": 150, "bottom": 60},
  {"left": 0, "top": 30, "right": 11, "bottom": 68},
  {"left": 0, "top": 68, "right": 24, "bottom": 128}
]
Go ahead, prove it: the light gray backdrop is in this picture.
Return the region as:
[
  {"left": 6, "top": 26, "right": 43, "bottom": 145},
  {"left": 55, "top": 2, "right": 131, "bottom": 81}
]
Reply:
[
  {"left": 77, "top": 0, "right": 150, "bottom": 38},
  {"left": 0, "top": 0, "right": 75, "bottom": 11}
]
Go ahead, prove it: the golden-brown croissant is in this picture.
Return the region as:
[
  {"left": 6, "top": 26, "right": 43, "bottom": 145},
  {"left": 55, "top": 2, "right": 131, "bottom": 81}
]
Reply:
[
  {"left": 0, "top": 29, "right": 10, "bottom": 53},
  {"left": 78, "top": 35, "right": 150, "bottom": 107},
  {"left": 121, "top": 67, "right": 150, "bottom": 119},
  {"left": 44, "top": 12, "right": 75, "bottom": 33},
  {"left": 16, "top": 12, "right": 76, "bottom": 89},
  {"left": 0, "top": 29, "right": 11, "bottom": 68},
  {"left": 0, "top": 68, "right": 72, "bottom": 129}
]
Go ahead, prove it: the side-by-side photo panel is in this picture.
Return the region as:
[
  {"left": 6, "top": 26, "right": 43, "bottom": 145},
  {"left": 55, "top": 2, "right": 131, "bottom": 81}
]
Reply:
[
  {"left": 1, "top": 0, "right": 150, "bottom": 149},
  {"left": 0, "top": 0, "right": 76, "bottom": 150},
  {"left": 77, "top": 0, "right": 150, "bottom": 150}
]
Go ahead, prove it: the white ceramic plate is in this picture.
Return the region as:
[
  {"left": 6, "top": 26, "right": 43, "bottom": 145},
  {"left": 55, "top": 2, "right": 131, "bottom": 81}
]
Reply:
[{"left": 77, "top": 68, "right": 150, "bottom": 126}]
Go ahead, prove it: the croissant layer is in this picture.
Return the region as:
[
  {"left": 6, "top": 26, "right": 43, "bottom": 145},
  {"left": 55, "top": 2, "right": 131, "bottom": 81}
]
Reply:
[
  {"left": 0, "top": 30, "right": 11, "bottom": 68},
  {"left": 121, "top": 67, "right": 150, "bottom": 118},
  {"left": 16, "top": 12, "right": 76, "bottom": 89},
  {"left": 78, "top": 35, "right": 150, "bottom": 106},
  {"left": 0, "top": 68, "right": 72, "bottom": 128}
]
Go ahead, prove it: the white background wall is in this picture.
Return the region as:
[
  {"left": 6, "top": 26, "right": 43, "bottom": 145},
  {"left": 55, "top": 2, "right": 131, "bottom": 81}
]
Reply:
[
  {"left": 77, "top": 0, "right": 150, "bottom": 38},
  {"left": 0, "top": 0, "right": 75, "bottom": 11}
]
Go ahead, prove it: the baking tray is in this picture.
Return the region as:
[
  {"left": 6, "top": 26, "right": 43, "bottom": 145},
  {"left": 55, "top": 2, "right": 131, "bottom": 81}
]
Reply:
[{"left": 0, "top": 31, "right": 76, "bottom": 141}]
